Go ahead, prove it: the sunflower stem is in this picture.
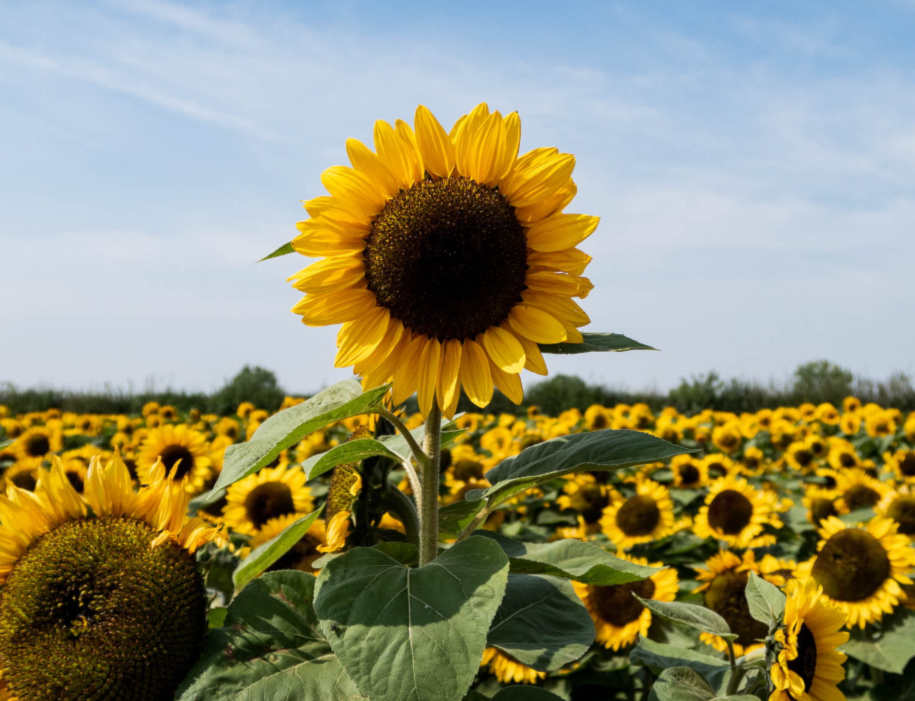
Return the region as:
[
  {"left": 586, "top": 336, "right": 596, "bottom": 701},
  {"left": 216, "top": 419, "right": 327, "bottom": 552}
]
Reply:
[
  {"left": 418, "top": 402, "right": 442, "bottom": 567},
  {"left": 725, "top": 639, "right": 745, "bottom": 696},
  {"left": 379, "top": 486, "right": 420, "bottom": 548},
  {"left": 378, "top": 407, "right": 430, "bottom": 470}
]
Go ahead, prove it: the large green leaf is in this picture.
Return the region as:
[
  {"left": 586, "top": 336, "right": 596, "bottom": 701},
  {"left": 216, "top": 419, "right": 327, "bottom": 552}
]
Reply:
[
  {"left": 487, "top": 574, "right": 594, "bottom": 671},
  {"left": 468, "top": 430, "right": 694, "bottom": 506},
  {"left": 635, "top": 597, "right": 736, "bottom": 640},
  {"left": 0, "top": 439, "right": 14, "bottom": 451},
  {"left": 539, "top": 332, "right": 656, "bottom": 354},
  {"left": 232, "top": 509, "right": 324, "bottom": 590},
  {"left": 302, "top": 437, "right": 403, "bottom": 480},
  {"left": 439, "top": 500, "right": 486, "bottom": 537},
  {"left": 491, "top": 688, "right": 565, "bottom": 700},
  {"left": 478, "top": 532, "right": 660, "bottom": 585},
  {"left": 744, "top": 572, "right": 785, "bottom": 628},
  {"left": 314, "top": 536, "right": 510, "bottom": 701},
  {"left": 176, "top": 571, "right": 358, "bottom": 701},
  {"left": 213, "top": 380, "right": 389, "bottom": 491},
  {"left": 842, "top": 608, "right": 915, "bottom": 673},
  {"left": 651, "top": 667, "right": 716, "bottom": 701},
  {"left": 259, "top": 240, "right": 294, "bottom": 261},
  {"left": 630, "top": 638, "right": 729, "bottom": 691}
]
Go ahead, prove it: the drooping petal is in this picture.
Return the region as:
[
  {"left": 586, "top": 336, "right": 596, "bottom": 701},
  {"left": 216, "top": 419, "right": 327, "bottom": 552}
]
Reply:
[
  {"left": 292, "top": 288, "right": 376, "bottom": 327},
  {"left": 414, "top": 105, "right": 455, "bottom": 178},
  {"left": 416, "top": 337, "right": 442, "bottom": 416},
  {"left": 515, "top": 334, "right": 549, "bottom": 375},
  {"left": 392, "top": 335, "right": 426, "bottom": 405},
  {"left": 459, "top": 338, "right": 493, "bottom": 408},
  {"left": 525, "top": 213, "right": 600, "bottom": 253},
  {"left": 436, "top": 339, "right": 462, "bottom": 415},
  {"left": 335, "top": 306, "right": 390, "bottom": 367},
  {"left": 508, "top": 304, "right": 568, "bottom": 344},
  {"left": 489, "top": 357, "right": 524, "bottom": 405},
  {"left": 346, "top": 138, "right": 399, "bottom": 199},
  {"left": 482, "top": 326, "right": 526, "bottom": 374},
  {"left": 288, "top": 255, "right": 364, "bottom": 294},
  {"left": 321, "top": 165, "right": 388, "bottom": 218}
]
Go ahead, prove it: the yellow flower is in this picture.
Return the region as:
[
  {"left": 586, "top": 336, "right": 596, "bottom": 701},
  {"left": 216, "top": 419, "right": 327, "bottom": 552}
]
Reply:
[
  {"left": 556, "top": 473, "right": 612, "bottom": 528},
  {"left": 883, "top": 449, "right": 915, "bottom": 481},
  {"left": 803, "top": 485, "right": 846, "bottom": 527},
  {"left": 865, "top": 410, "right": 897, "bottom": 438},
  {"left": 249, "top": 513, "right": 329, "bottom": 574},
  {"left": 573, "top": 553, "right": 678, "bottom": 651},
  {"left": 769, "top": 579, "right": 849, "bottom": 701},
  {"left": 599, "top": 474, "right": 677, "bottom": 550},
  {"left": 693, "top": 475, "right": 785, "bottom": 548},
  {"left": 11, "top": 426, "right": 61, "bottom": 461},
  {"left": 288, "top": 103, "right": 597, "bottom": 417},
  {"left": 670, "top": 454, "right": 708, "bottom": 489},
  {"left": 875, "top": 484, "right": 915, "bottom": 536},
  {"left": 223, "top": 463, "right": 314, "bottom": 536},
  {"left": 711, "top": 422, "right": 743, "bottom": 454},
  {"left": 136, "top": 424, "right": 214, "bottom": 494},
  {"left": 480, "top": 648, "right": 545, "bottom": 685},
  {"left": 798, "top": 516, "right": 915, "bottom": 628},
  {"left": 832, "top": 468, "right": 889, "bottom": 513}
]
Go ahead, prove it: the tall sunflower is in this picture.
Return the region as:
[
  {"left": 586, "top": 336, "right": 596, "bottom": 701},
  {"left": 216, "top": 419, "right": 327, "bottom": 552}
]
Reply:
[
  {"left": 770, "top": 579, "right": 849, "bottom": 701},
  {"left": 0, "top": 454, "right": 223, "bottom": 701},
  {"left": 693, "top": 475, "right": 784, "bottom": 549},
  {"left": 599, "top": 474, "right": 677, "bottom": 550},
  {"left": 573, "top": 553, "right": 679, "bottom": 651},
  {"left": 798, "top": 516, "right": 915, "bottom": 628},
  {"left": 289, "top": 103, "right": 597, "bottom": 416}
]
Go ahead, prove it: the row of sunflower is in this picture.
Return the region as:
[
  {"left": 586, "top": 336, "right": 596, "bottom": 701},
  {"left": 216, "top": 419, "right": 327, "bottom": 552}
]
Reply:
[{"left": 0, "top": 395, "right": 913, "bottom": 700}]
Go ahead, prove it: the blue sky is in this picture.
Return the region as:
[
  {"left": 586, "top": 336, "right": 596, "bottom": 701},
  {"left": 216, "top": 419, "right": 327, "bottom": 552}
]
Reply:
[{"left": 2, "top": 0, "right": 914, "bottom": 395}]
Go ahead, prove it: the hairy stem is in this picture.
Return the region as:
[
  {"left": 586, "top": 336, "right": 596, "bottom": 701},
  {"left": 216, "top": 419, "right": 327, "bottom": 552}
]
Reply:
[
  {"left": 418, "top": 402, "right": 442, "bottom": 566},
  {"left": 378, "top": 407, "right": 430, "bottom": 469},
  {"left": 379, "top": 487, "right": 420, "bottom": 548},
  {"left": 725, "top": 639, "right": 746, "bottom": 696}
]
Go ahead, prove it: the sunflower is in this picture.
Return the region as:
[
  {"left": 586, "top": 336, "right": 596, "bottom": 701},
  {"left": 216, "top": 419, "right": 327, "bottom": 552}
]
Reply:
[
  {"left": 480, "top": 648, "right": 545, "bottom": 685},
  {"left": 573, "top": 553, "right": 678, "bottom": 651},
  {"left": 786, "top": 441, "right": 818, "bottom": 472},
  {"left": 741, "top": 446, "right": 766, "bottom": 473},
  {"left": 884, "top": 449, "right": 915, "bottom": 481},
  {"left": 711, "top": 422, "right": 743, "bottom": 454},
  {"left": 839, "top": 412, "right": 861, "bottom": 436},
  {"left": 223, "top": 463, "right": 314, "bottom": 536},
  {"left": 865, "top": 411, "right": 896, "bottom": 438},
  {"left": 803, "top": 485, "right": 846, "bottom": 527},
  {"left": 798, "top": 516, "right": 915, "bottom": 628},
  {"left": 703, "top": 454, "right": 737, "bottom": 479},
  {"left": 0, "top": 454, "right": 222, "bottom": 701},
  {"left": 694, "top": 550, "right": 773, "bottom": 656},
  {"left": 832, "top": 468, "right": 889, "bottom": 513},
  {"left": 875, "top": 484, "right": 915, "bottom": 536},
  {"left": 599, "top": 475, "right": 677, "bottom": 550},
  {"left": 770, "top": 579, "right": 849, "bottom": 701},
  {"left": 288, "top": 103, "right": 597, "bottom": 417},
  {"left": 248, "top": 513, "right": 329, "bottom": 575},
  {"left": 693, "top": 475, "right": 784, "bottom": 549},
  {"left": 12, "top": 426, "right": 60, "bottom": 462},
  {"left": 136, "top": 424, "right": 214, "bottom": 494},
  {"left": 556, "top": 473, "right": 612, "bottom": 529},
  {"left": 670, "top": 454, "right": 708, "bottom": 489},
  {"left": 1, "top": 461, "right": 39, "bottom": 492}
]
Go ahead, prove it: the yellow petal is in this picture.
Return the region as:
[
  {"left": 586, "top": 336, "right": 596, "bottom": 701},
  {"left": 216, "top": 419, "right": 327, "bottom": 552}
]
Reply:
[
  {"left": 496, "top": 111, "right": 521, "bottom": 183},
  {"left": 414, "top": 105, "right": 455, "bottom": 178},
  {"left": 374, "top": 120, "right": 416, "bottom": 190},
  {"left": 525, "top": 271, "right": 584, "bottom": 297},
  {"left": 417, "top": 337, "right": 442, "bottom": 416},
  {"left": 459, "top": 338, "right": 493, "bottom": 408},
  {"left": 525, "top": 213, "right": 600, "bottom": 253},
  {"left": 482, "top": 326, "right": 526, "bottom": 374},
  {"left": 321, "top": 165, "right": 387, "bottom": 218},
  {"left": 303, "top": 196, "right": 370, "bottom": 228},
  {"left": 522, "top": 290, "right": 591, "bottom": 326},
  {"left": 292, "top": 288, "right": 376, "bottom": 326},
  {"left": 395, "top": 119, "right": 425, "bottom": 184},
  {"left": 503, "top": 152, "right": 575, "bottom": 208},
  {"left": 392, "top": 335, "right": 425, "bottom": 405},
  {"left": 288, "top": 256, "right": 364, "bottom": 294},
  {"left": 516, "top": 334, "right": 549, "bottom": 376},
  {"left": 335, "top": 306, "right": 390, "bottom": 367},
  {"left": 353, "top": 318, "right": 405, "bottom": 377},
  {"left": 527, "top": 248, "right": 592, "bottom": 276},
  {"left": 508, "top": 304, "right": 568, "bottom": 344},
  {"left": 436, "top": 339, "right": 462, "bottom": 414},
  {"left": 515, "top": 180, "right": 577, "bottom": 223},
  {"left": 346, "top": 138, "right": 399, "bottom": 199},
  {"left": 292, "top": 226, "right": 367, "bottom": 257},
  {"left": 489, "top": 357, "right": 524, "bottom": 405}
]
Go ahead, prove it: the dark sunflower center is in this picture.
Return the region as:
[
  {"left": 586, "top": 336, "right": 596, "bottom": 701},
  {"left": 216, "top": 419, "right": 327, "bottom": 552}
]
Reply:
[
  {"left": 364, "top": 176, "right": 528, "bottom": 340},
  {"left": 787, "top": 623, "right": 818, "bottom": 697},
  {"left": 590, "top": 414, "right": 608, "bottom": 430},
  {"left": 809, "top": 497, "right": 837, "bottom": 526},
  {"left": 793, "top": 449, "right": 814, "bottom": 468},
  {"left": 707, "top": 490, "right": 754, "bottom": 535},
  {"left": 159, "top": 444, "right": 195, "bottom": 479},
  {"left": 25, "top": 435, "right": 50, "bottom": 458},
  {"left": 573, "top": 485, "right": 610, "bottom": 524},
  {"left": 65, "top": 471, "right": 85, "bottom": 493},
  {"left": 888, "top": 497, "right": 915, "bottom": 535},
  {"left": 812, "top": 529, "right": 890, "bottom": 601},
  {"left": 810, "top": 440, "right": 826, "bottom": 457},
  {"left": 589, "top": 578, "right": 656, "bottom": 628},
  {"left": 0, "top": 517, "right": 206, "bottom": 701},
  {"left": 704, "top": 570, "right": 767, "bottom": 648},
  {"left": 244, "top": 482, "right": 296, "bottom": 530},
  {"left": 707, "top": 461, "right": 727, "bottom": 477},
  {"left": 839, "top": 453, "right": 857, "bottom": 468},
  {"left": 615, "top": 495, "right": 661, "bottom": 536},
  {"left": 899, "top": 454, "right": 915, "bottom": 477},
  {"left": 718, "top": 433, "right": 739, "bottom": 448},
  {"left": 843, "top": 484, "right": 880, "bottom": 511},
  {"left": 678, "top": 463, "right": 701, "bottom": 486},
  {"left": 453, "top": 459, "right": 485, "bottom": 482}
]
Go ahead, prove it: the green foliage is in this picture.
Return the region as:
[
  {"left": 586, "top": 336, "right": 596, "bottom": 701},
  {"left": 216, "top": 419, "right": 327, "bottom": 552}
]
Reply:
[
  {"left": 209, "top": 365, "right": 286, "bottom": 415},
  {"left": 538, "top": 332, "right": 656, "bottom": 354},
  {"left": 634, "top": 597, "right": 736, "bottom": 640},
  {"left": 258, "top": 241, "right": 294, "bottom": 261},
  {"left": 789, "top": 359, "right": 855, "bottom": 405},
  {"left": 842, "top": 609, "right": 915, "bottom": 674},
  {"left": 744, "top": 572, "right": 785, "bottom": 628},
  {"left": 232, "top": 509, "right": 324, "bottom": 590},
  {"left": 176, "top": 571, "right": 359, "bottom": 701},
  {"left": 314, "top": 537, "right": 510, "bottom": 701}
]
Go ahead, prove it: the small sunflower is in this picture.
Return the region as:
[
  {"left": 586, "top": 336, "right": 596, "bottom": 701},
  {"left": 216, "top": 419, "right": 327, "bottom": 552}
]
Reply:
[
  {"left": 223, "top": 463, "right": 314, "bottom": 536},
  {"left": 884, "top": 449, "right": 915, "bottom": 482},
  {"left": 137, "top": 424, "right": 213, "bottom": 494},
  {"left": 556, "top": 473, "right": 612, "bottom": 529},
  {"left": 786, "top": 441, "right": 818, "bottom": 472},
  {"left": 573, "top": 554, "right": 678, "bottom": 651},
  {"left": 599, "top": 475, "right": 677, "bottom": 550},
  {"left": 480, "top": 648, "right": 545, "bottom": 685},
  {"left": 770, "top": 579, "right": 849, "bottom": 701},
  {"left": 703, "top": 454, "right": 737, "bottom": 479},
  {"left": 248, "top": 513, "right": 328, "bottom": 575},
  {"left": 875, "top": 484, "right": 915, "bottom": 536},
  {"left": 670, "top": 454, "right": 708, "bottom": 489},
  {"left": 833, "top": 468, "right": 889, "bottom": 513},
  {"left": 740, "top": 446, "right": 766, "bottom": 473},
  {"left": 803, "top": 485, "right": 846, "bottom": 527},
  {"left": 12, "top": 427, "right": 60, "bottom": 462},
  {"left": 693, "top": 475, "right": 783, "bottom": 549},
  {"left": 694, "top": 550, "right": 772, "bottom": 656},
  {"left": 1, "top": 460, "right": 39, "bottom": 492},
  {"left": 288, "top": 103, "right": 597, "bottom": 417},
  {"left": 798, "top": 516, "right": 915, "bottom": 628},
  {"left": 711, "top": 422, "right": 743, "bottom": 454},
  {"left": 0, "top": 454, "right": 223, "bottom": 701}
]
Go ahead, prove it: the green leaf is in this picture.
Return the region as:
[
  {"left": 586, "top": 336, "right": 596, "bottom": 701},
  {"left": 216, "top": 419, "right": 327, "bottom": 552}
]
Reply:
[
  {"left": 538, "top": 332, "right": 657, "bottom": 354},
  {"left": 232, "top": 508, "right": 324, "bottom": 590},
  {"left": 213, "top": 380, "right": 389, "bottom": 491},
  {"left": 631, "top": 638, "right": 729, "bottom": 688},
  {"left": 468, "top": 429, "right": 694, "bottom": 506},
  {"left": 478, "top": 532, "right": 661, "bottom": 585},
  {"left": 207, "top": 607, "right": 227, "bottom": 629},
  {"left": 744, "top": 572, "right": 785, "bottom": 627},
  {"left": 491, "top": 688, "right": 565, "bottom": 701},
  {"left": 651, "top": 667, "right": 716, "bottom": 701},
  {"left": 635, "top": 597, "right": 737, "bottom": 640},
  {"left": 314, "top": 536, "right": 510, "bottom": 701},
  {"left": 176, "top": 571, "right": 358, "bottom": 701},
  {"left": 302, "top": 437, "right": 403, "bottom": 480},
  {"left": 0, "top": 439, "right": 14, "bottom": 451},
  {"left": 259, "top": 241, "right": 294, "bottom": 261},
  {"left": 487, "top": 574, "right": 594, "bottom": 671},
  {"left": 842, "top": 608, "right": 915, "bottom": 673},
  {"left": 439, "top": 499, "right": 486, "bottom": 537}
]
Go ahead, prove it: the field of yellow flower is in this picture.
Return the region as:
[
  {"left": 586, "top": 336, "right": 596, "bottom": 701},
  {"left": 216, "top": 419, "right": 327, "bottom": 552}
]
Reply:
[{"left": 3, "top": 396, "right": 915, "bottom": 700}]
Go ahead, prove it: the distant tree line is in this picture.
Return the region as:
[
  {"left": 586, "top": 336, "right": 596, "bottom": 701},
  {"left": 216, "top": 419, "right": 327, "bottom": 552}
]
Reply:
[{"left": 3, "top": 360, "right": 913, "bottom": 417}]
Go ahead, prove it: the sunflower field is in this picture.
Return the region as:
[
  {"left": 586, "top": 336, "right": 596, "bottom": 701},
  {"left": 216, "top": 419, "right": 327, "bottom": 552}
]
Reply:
[{"left": 2, "top": 392, "right": 915, "bottom": 701}]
